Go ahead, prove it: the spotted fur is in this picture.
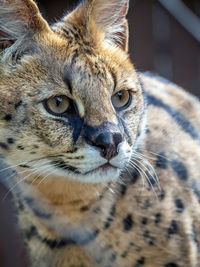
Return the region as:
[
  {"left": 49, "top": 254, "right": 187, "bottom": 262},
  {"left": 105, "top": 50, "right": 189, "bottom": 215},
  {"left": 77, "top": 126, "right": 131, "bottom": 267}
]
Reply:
[{"left": 0, "top": 0, "right": 200, "bottom": 266}]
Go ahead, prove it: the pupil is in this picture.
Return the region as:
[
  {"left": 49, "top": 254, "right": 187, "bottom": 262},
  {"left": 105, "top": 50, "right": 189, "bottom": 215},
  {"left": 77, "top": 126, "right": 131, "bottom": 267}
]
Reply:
[
  {"left": 56, "top": 97, "right": 62, "bottom": 106},
  {"left": 118, "top": 91, "right": 123, "bottom": 100}
]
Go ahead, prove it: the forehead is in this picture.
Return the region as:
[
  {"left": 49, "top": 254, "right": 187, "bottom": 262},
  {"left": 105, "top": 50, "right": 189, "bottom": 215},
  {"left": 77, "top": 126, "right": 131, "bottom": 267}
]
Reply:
[{"left": 34, "top": 29, "right": 136, "bottom": 97}]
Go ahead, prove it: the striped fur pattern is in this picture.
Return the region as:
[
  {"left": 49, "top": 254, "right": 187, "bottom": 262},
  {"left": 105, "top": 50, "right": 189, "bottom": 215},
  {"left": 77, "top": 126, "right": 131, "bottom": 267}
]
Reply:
[{"left": 0, "top": 0, "right": 200, "bottom": 266}]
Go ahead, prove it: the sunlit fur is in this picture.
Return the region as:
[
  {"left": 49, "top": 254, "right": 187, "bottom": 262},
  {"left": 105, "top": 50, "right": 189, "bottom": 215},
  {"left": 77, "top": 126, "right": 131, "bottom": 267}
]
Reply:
[{"left": 0, "top": 0, "right": 200, "bottom": 267}]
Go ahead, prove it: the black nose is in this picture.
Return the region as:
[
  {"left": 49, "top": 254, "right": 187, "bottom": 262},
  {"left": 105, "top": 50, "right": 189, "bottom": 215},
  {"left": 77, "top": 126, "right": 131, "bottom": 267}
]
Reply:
[{"left": 93, "top": 131, "right": 123, "bottom": 160}]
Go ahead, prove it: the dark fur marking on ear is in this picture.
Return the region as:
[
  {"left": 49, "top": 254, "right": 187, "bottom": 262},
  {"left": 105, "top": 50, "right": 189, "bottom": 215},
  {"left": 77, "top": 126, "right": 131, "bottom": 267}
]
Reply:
[{"left": 145, "top": 92, "right": 200, "bottom": 142}]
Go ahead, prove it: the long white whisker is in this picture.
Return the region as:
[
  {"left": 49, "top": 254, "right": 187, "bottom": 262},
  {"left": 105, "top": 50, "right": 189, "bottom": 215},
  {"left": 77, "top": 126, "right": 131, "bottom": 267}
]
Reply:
[
  {"left": 2, "top": 161, "right": 53, "bottom": 201},
  {"left": 138, "top": 148, "right": 171, "bottom": 161},
  {"left": 129, "top": 161, "right": 159, "bottom": 200},
  {"left": 136, "top": 152, "right": 161, "bottom": 189},
  {"left": 31, "top": 162, "right": 61, "bottom": 185},
  {"left": 134, "top": 158, "right": 160, "bottom": 189},
  {"left": 2, "top": 160, "right": 52, "bottom": 185}
]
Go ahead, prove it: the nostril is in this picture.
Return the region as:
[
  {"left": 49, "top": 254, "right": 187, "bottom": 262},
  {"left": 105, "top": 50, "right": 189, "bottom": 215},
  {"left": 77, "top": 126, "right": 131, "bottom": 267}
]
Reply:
[{"left": 113, "top": 132, "right": 123, "bottom": 147}]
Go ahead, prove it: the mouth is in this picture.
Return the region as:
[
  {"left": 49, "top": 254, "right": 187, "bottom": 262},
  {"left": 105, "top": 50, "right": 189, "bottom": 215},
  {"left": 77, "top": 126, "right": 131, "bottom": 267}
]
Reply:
[
  {"left": 50, "top": 159, "right": 120, "bottom": 183},
  {"left": 87, "top": 163, "right": 118, "bottom": 174},
  {"left": 52, "top": 160, "right": 118, "bottom": 175}
]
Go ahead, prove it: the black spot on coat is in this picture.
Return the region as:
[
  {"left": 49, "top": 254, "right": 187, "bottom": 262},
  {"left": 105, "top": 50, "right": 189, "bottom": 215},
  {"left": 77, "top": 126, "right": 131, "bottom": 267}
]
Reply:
[
  {"left": 156, "top": 153, "right": 168, "bottom": 169},
  {"left": 4, "top": 114, "right": 12, "bottom": 121},
  {"left": 123, "top": 214, "right": 134, "bottom": 231},
  {"left": 168, "top": 220, "right": 178, "bottom": 237},
  {"left": 0, "top": 142, "right": 8, "bottom": 150},
  {"left": 171, "top": 160, "right": 188, "bottom": 181},
  {"left": 174, "top": 198, "right": 184, "bottom": 213},
  {"left": 134, "top": 257, "right": 145, "bottom": 267}
]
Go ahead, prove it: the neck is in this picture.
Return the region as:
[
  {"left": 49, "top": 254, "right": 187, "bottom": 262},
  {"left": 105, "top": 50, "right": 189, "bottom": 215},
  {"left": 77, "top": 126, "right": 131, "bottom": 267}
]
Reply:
[{"left": 19, "top": 171, "right": 107, "bottom": 221}]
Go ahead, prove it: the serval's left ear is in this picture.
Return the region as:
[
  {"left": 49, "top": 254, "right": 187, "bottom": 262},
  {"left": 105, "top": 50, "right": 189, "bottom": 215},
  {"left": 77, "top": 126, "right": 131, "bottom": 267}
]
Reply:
[{"left": 89, "top": 0, "right": 129, "bottom": 51}]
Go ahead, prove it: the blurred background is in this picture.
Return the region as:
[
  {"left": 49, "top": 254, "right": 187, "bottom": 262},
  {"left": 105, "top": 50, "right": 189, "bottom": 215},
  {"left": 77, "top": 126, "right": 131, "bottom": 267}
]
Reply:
[{"left": 0, "top": 0, "right": 200, "bottom": 266}]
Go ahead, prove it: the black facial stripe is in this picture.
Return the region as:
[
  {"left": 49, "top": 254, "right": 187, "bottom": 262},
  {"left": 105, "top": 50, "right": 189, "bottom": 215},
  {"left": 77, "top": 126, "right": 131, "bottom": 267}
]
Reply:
[
  {"left": 52, "top": 160, "right": 81, "bottom": 174},
  {"left": 144, "top": 92, "right": 200, "bottom": 142},
  {"left": 72, "top": 116, "right": 84, "bottom": 143},
  {"left": 55, "top": 114, "right": 84, "bottom": 144}
]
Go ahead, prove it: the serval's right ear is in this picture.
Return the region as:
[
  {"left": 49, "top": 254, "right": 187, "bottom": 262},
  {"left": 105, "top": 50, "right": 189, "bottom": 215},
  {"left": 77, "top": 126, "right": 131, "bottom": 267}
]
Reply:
[{"left": 0, "top": 0, "right": 49, "bottom": 52}]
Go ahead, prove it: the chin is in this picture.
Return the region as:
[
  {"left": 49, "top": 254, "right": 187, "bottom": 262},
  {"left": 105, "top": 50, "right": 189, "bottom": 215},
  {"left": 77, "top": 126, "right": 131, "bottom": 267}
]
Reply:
[{"left": 54, "top": 165, "right": 121, "bottom": 184}]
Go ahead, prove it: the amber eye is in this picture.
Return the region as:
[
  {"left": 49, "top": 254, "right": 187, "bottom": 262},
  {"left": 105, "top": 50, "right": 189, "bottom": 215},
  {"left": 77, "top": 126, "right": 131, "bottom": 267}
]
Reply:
[
  {"left": 111, "top": 90, "right": 131, "bottom": 110},
  {"left": 45, "top": 96, "right": 70, "bottom": 115}
]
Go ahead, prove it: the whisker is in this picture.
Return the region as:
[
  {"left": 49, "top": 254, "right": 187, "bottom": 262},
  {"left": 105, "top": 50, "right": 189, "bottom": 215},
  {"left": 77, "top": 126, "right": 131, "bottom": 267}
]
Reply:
[
  {"left": 138, "top": 148, "right": 171, "bottom": 162},
  {"left": 2, "top": 161, "right": 53, "bottom": 201},
  {"left": 0, "top": 154, "right": 65, "bottom": 176},
  {"left": 132, "top": 154, "right": 161, "bottom": 191},
  {"left": 31, "top": 162, "right": 61, "bottom": 185},
  {"left": 129, "top": 161, "right": 159, "bottom": 200},
  {"left": 136, "top": 152, "right": 161, "bottom": 186}
]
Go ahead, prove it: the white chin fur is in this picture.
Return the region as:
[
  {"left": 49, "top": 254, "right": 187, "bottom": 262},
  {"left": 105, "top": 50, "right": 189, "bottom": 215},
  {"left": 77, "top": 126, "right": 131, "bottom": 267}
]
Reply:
[{"left": 52, "top": 166, "right": 120, "bottom": 184}]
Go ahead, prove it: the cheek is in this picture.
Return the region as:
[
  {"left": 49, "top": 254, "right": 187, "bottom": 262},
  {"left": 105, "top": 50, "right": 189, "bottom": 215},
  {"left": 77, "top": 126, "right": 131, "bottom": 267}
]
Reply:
[{"left": 29, "top": 118, "right": 74, "bottom": 149}]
